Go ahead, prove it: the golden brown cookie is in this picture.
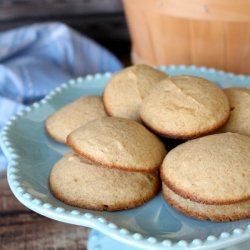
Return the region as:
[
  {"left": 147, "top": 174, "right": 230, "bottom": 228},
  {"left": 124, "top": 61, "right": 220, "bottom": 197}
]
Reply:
[
  {"left": 103, "top": 64, "right": 168, "bottom": 121},
  {"left": 162, "top": 183, "right": 250, "bottom": 222},
  {"left": 221, "top": 88, "right": 250, "bottom": 136},
  {"left": 140, "top": 75, "right": 230, "bottom": 139},
  {"left": 49, "top": 152, "right": 160, "bottom": 211},
  {"left": 67, "top": 117, "right": 167, "bottom": 172},
  {"left": 161, "top": 132, "right": 250, "bottom": 205},
  {"left": 45, "top": 96, "right": 106, "bottom": 143}
]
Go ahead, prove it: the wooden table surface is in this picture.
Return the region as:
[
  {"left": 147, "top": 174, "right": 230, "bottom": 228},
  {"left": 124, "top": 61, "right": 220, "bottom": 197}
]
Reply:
[{"left": 0, "top": 171, "right": 90, "bottom": 250}]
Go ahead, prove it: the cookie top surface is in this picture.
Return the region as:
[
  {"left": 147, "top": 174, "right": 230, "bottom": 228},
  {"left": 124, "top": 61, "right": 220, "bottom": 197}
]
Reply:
[
  {"left": 103, "top": 64, "right": 167, "bottom": 121},
  {"left": 67, "top": 117, "right": 167, "bottom": 172},
  {"left": 45, "top": 96, "right": 107, "bottom": 143},
  {"left": 221, "top": 88, "right": 250, "bottom": 136},
  {"left": 140, "top": 75, "right": 230, "bottom": 138},
  {"left": 49, "top": 152, "right": 160, "bottom": 211},
  {"left": 161, "top": 132, "right": 250, "bottom": 205}
]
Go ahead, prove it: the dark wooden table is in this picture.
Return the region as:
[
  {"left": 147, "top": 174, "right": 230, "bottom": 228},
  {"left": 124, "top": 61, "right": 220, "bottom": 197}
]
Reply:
[{"left": 0, "top": 171, "right": 90, "bottom": 250}]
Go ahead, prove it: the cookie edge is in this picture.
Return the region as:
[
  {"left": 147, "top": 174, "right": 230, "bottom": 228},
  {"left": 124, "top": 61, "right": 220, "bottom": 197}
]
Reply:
[
  {"left": 162, "top": 183, "right": 250, "bottom": 222},
  {"left": 160, "top": 169, "right": 250, "bottom": 205},
  {"left": 49, "top": 171, "right": 161, "bottom": 211},
  {"left": 66, "top": 130, "right": 164, "bottom": 173}
]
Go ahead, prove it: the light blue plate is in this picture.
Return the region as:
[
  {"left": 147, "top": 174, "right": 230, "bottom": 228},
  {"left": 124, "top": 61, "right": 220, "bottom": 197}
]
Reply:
[{"left": 1, "top": 65, "right": 250, "bottom": 250}]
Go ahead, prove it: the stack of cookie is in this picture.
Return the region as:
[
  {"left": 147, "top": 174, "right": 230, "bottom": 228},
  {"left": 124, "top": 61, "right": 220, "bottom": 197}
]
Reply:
[
  {"left": 49, "top": 117, "right": 166, "bottom": 211},
  {"left": 46, "top": 64, "right": 250, "bottom": 221},
  {"left": 161, "top": 132, "right": 250, "bottom": 221}
]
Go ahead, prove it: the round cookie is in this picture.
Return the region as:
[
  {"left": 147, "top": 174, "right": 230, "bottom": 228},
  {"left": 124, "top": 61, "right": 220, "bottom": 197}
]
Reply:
[
  {"left": 49, "top": 152, "right": 160, "bottom": 211},
  {"left": 221, "top": 88, "right": 250, "bottom": 136},
  {"left": 103, "top": 64, "right": 168, "bottom": 121},
  {"left": 162, "top": 184, "right": 250, "bottom": 222},
  {"left": 161, "top": 132, "right": 250, "bottom": 205},
  {"left": 45, "top": 96, "right": 107, "bottom": 143},
  {"left": 140, "top": 75, "right": 230, "bottom": 139},
  {"left": 67, "top": 117, "right": 167, "bottom": 172}
]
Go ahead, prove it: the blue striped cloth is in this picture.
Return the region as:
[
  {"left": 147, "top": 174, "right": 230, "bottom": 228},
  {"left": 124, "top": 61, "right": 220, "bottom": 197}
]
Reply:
[{"left": 0, "top": 22, "right": 123, "bottom": 171}]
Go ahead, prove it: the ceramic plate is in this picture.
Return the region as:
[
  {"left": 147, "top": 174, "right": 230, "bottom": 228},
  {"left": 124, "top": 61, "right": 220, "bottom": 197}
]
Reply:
[{"left": 1, "top": 66, "right": 250, "bottom": 250}]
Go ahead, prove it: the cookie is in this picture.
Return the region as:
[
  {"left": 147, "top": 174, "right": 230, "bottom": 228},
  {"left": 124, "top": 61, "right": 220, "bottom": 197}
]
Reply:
[
  {"left": 45, "top": 96, "right": 107, "bottom": 143},
  {"left": 103, "top": 64, "right": 168, "bottom": 121},
  {"left": 221, "top": 88, "right": 250, "bottom": 136},
  {"left": 140, "top": 75, "right": 230, "bottom": 139},
  {"left": 67, "top": 117, "right": 167, "bottom": 172},
  {"left": 161, "top": 132, "right": 250, "bottom": 205},
  {"left": 162, "top": 183, "right": 250, "bottom": 222},
  {"left": 49, "top": 152, "right": 160, "bottom": 211}
]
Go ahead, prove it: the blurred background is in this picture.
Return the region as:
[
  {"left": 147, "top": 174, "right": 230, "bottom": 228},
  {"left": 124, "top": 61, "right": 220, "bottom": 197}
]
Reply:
[
  {"left": 0, "top": 0, "right": 131, "bottom": 64},
  {"left": 1, "top": 0, "right": 249, "bottom": 73}
]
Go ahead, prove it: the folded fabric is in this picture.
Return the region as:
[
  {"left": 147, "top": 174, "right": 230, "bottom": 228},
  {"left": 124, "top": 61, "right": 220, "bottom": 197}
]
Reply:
[{"left": 0, "top": 22, "right": 123, "bottom": 171}]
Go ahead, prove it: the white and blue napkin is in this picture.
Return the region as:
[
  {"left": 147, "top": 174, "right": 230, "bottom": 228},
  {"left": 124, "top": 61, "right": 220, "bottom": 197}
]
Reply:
[{"left": 0, "top": 22, "right": 123, "bottom": 170}]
